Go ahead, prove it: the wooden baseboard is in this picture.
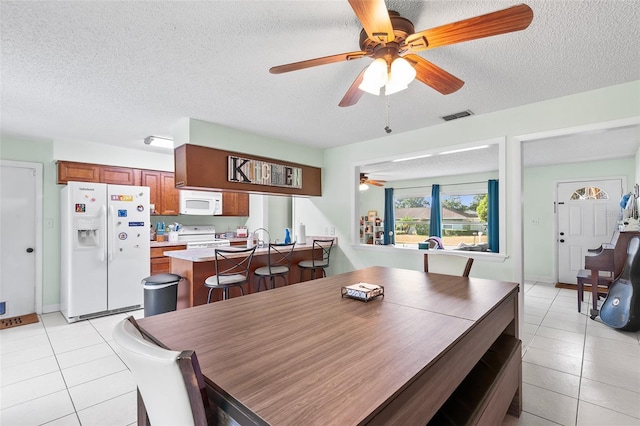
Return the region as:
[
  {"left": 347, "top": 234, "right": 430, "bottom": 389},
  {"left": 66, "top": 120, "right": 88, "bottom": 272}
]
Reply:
[{"left": 555, "top": 283, "right": 608, "bottom": 294}]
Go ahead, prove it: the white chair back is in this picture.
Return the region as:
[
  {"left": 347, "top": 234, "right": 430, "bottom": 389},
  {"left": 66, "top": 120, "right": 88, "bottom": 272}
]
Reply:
[{"left": 113, "top": 317, "right": 209, "bottom": 426}]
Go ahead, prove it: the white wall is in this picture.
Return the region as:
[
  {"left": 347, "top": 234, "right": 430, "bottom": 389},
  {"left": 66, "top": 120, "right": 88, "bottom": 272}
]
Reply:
[{"left": 53, "top": 138, "right": 174, "bottom": 171}]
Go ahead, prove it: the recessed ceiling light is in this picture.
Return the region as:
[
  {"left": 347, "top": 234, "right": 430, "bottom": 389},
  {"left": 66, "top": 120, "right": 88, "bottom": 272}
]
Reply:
[
  {"left": 392, "top": 153, "right": 433, "bottom": 162},
  {"left": 439, "top": 145, "right": 489, "bottom": 155}
]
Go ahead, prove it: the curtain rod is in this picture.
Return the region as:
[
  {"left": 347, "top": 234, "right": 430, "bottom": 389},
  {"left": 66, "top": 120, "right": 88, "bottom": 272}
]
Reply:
[{"left": 392, "top": 180, "right": 493, "bottom": 190}]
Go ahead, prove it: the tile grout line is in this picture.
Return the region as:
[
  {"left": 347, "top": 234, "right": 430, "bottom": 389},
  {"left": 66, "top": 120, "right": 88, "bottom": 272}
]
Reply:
[{"left": 40, "top": 313, "right": 83, "bottom": 426}]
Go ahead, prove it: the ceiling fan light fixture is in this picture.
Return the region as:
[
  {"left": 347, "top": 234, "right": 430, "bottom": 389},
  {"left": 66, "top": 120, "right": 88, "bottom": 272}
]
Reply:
[
  {"left": 385, "top": 57, "right": 416, "bottom": 95},
  {"left": 359, "top": 182, "right": 370, "bottom": 191},
  {"left": 358, "top": 58, "right": 388, "bottom": 95},
  {"left": 391, "top": 57, "right": 416, "bottom": 85}
]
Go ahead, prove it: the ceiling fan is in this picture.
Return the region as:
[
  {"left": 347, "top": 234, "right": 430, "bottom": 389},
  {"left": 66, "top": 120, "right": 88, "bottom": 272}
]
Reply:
[
  {"left": 270, "top": 1, "right": 533, "bottom": 107},
  {"left": 360, "top": 173, "right": 386, "bottom": 189}
]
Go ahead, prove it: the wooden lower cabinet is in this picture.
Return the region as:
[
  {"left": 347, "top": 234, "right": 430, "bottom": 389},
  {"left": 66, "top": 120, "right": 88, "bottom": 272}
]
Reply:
[{"left": 150, "top": 245, "right": 186, "bottom": 275}]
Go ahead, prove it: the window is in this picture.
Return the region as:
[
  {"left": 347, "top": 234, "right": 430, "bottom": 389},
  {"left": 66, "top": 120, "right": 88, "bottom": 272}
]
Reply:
[
  {"left": 394, "top": 190, "right": 489, "bottom": 248},
  {"left": 570, "top": 186, "right": 609, "bottom": 200}
]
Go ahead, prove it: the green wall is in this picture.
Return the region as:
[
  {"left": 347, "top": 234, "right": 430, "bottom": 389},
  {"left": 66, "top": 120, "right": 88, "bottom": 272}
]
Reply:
[
  {"left": 1, "top": 121, "right": 320, "bottom": 311},
  {"left": 523, "top": 158, "right": 635, "bottom": 282},
  {"left": 294, "top": 80, "right": 640, "bottom": 284},
  {"left": 2, "top": 81, "right": 639, "bottom": 311}
]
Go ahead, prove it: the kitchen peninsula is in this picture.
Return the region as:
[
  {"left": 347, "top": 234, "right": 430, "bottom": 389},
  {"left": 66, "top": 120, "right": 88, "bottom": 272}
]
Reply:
[{"left": 165, "top": 238, "right": 336, "bottom": 308}]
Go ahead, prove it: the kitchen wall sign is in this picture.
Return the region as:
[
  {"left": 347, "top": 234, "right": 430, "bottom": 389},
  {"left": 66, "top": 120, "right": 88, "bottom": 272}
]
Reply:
[
  {"left": 228, "top": 156, "right": 302, "bottom": 189},
  {"left": 175, "top": 144, "right": 321, "bottom": 196}
]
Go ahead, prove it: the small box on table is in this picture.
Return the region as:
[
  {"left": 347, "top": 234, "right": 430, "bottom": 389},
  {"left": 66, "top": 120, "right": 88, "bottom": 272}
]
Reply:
[{"left": 341, "top": 283, "right": 384, "bottom": 302}]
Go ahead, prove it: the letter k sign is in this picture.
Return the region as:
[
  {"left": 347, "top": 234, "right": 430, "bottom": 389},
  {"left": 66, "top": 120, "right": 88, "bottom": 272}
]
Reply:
[{"left": 230, "top": 157, "right": 251, "bottom": 183}]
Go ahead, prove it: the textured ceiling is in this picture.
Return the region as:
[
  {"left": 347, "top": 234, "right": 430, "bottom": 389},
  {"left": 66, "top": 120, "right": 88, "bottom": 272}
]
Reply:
[{"left": 1, "top": 1, "right": 639, "bottom": 158}]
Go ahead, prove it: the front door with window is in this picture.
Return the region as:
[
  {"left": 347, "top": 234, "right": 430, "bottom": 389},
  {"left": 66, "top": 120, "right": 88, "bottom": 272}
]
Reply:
[{"left": 556, "top": 179, "right": 623, "bottom": 284}]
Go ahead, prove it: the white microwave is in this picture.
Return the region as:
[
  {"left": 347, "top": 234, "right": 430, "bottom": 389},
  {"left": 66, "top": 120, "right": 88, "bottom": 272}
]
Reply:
[{"left": 179, "top": 190, "right": 223, "bottom": 215}]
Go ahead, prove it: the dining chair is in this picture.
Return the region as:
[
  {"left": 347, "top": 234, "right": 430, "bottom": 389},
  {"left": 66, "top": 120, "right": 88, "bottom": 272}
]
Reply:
[
  {"left": 298, "top": 238, "right": 334, "bottom": 281},
  {"left": 204, "top": 246, "right": 256, "bottom": 302},
  {"left": 112, "top": 316, "right": 214, "bottom": 426},
  {"left": 254, "top": 242, "right": 296, "bottom": 291},
  {"left": 424, "top": 253, "right": 474, "bottom": 277}
]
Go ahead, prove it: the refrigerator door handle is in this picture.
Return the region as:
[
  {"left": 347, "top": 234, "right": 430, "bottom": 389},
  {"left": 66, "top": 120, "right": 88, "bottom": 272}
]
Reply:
[
  {"left": 100, "top": 205, "right": 107, "bottom": 262},
  {"left": 108, "top": 205, "right": 115, "bottom": 262}
]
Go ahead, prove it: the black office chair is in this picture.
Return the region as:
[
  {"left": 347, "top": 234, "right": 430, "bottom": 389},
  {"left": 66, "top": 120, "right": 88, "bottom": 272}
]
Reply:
[
  {"left": 298, "top": 239, "right": 334, "bottom": 281},
  {"left": 204, "top": 246, "right": 256, "bottom": 302},
  {"left": 254, "top": 242, "right": 296, "bottom": 291}
]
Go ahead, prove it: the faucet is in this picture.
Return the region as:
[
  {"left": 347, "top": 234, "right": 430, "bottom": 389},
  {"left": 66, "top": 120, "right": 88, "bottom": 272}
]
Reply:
[{"left": 252, "top": 228, "right": 270, "bottom": 248}]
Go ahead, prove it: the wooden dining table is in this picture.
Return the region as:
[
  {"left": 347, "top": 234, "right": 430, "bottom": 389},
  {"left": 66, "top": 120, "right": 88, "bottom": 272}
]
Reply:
[{"left": 135, "top": 266, "right": 521, "bottom": 425}]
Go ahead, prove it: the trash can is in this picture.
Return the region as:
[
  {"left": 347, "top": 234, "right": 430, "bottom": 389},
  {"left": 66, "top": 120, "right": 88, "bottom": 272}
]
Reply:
[{"left": 142, "top": 273, "right": 182, "bottom": 317}]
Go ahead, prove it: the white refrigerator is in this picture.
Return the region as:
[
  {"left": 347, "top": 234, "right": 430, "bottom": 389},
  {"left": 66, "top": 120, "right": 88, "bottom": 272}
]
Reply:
[{"left": 61, "top": 181, "right": 150, "bottom": 322}]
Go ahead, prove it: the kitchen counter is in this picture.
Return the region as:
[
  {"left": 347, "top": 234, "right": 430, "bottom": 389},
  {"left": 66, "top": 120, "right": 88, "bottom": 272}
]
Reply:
[
  {"left": 165, "top": 237, "right": 337, "bottom": 308},
  {"left": 164, "top": 237, "right": 335, "bottom": 261},
  {"left": 150, "top": 240, "right": 188, "bottom": 248}
]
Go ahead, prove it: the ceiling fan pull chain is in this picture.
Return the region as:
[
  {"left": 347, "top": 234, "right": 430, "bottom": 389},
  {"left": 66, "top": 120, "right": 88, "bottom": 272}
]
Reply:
[{"left": 385, "top": 96, "right": 392, "bottom": 134}]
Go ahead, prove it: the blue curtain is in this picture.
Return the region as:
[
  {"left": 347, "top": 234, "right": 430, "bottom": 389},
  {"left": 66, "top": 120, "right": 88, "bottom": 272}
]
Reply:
[
  {"left": 488, "top": 179, "right": 499, "bottom": 253},
  {"left": 429, "top": 184, "right": 441, "bottom": 237},
  {"left": 383, "top": 188, "right": 395, "bottom": 245}
]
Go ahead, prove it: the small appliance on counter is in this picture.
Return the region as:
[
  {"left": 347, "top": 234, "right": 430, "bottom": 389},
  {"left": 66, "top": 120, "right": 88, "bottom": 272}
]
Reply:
[{"left": 176, "top": 225, "right": 231, "bottom": 248}]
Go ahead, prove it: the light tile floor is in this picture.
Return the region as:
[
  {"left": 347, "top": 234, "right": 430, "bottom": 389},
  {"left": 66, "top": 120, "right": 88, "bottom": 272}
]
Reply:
[
  {"left": 1, "top": 281, "right": 639, "bottom": 425},
  {"left": 503, "top": 281, "right": 640, "bottom": 426}
]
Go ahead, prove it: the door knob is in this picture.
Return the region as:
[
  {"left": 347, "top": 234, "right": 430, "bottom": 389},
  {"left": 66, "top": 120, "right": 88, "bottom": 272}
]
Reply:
[
  {"left": 26, "top": 248, "right": 34, "bottom": 253},
  {"left": 560, "top": 232, "right": 565, "bottom": 236},
  {"left": 559, "top": 239, "right": 565, "bottom": 243}
]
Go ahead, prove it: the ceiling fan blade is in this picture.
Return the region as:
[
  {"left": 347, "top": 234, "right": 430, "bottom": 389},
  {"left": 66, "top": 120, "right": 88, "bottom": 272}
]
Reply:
[
  {"left": 405, "top": 4, "right": 534, "bottom": 52},
  {"left": 339, "top": 67, "right": 367, "bottom": 107},
  {"left": 348, "top": 0, "right": 395, "bottom": 43},
  {"left": 369, "top": 181, "right": 385, "bottom": 187},
  {"left": 270, "top": 51, "right": 367, "bottom": 74},
  {"left": 404, "top": 54, "right": 464, "bottom": 95}
]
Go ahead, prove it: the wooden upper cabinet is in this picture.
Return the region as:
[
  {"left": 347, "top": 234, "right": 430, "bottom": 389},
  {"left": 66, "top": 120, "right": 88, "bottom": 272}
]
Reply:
[
  {"left": 160, "top": 172, "right": 179, "bottom": 215},
  {"left": 141, "top": 170, "right": 179, "bottom": 216},
  {"left": 58, "top": 161, "right": 137, "bottom": 185},
  {"left": 222, "top": 192, "right": 249, "bottom": 216},
  {"left": 140, "top": 170, "right": 162, "bottom": 215},
  {"left": 57, "top": 161, "right": 247, "bottom": 217},
  {"left": 57, "top": 161, "right": 100, "bottom": 184},
  {"left": 99, "top": 165, "right": 138, "bottom": 185}
]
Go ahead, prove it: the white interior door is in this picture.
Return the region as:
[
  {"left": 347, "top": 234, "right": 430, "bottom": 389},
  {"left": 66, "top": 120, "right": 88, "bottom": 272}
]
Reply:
[
  {"left": 0, "top": 161, "right": 41, "bottom": 317},
  {"left": 557, "top": 179, "right": 623, "bottom": 284}
]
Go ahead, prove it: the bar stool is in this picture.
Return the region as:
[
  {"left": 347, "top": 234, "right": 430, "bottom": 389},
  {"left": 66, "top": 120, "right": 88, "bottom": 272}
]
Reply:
[
  {"left": 254, "top": 242, "right": 296, "bottom": 291},
  {"left": 204, "top": 246, "right": 256, "bottom": 302},
  {"left": 298, "top": 239, "right": 334, "bottom": 281}
]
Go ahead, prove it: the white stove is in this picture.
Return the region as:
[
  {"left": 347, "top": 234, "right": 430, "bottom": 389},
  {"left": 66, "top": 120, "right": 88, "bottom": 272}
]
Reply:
[{"left": 177, "top": 225, "right": 231, "bottom": 248}]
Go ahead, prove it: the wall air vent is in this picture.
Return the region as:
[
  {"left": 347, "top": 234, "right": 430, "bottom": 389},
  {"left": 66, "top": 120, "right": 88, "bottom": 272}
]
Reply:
[{"left": 441, "top": 110, "right": 474, "bottom": 122}]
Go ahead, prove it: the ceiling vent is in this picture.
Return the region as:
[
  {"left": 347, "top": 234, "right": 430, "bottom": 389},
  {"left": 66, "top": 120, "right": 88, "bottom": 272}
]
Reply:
[{"left": 441, "top": 110, "right": 474, "bottom": 122}]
